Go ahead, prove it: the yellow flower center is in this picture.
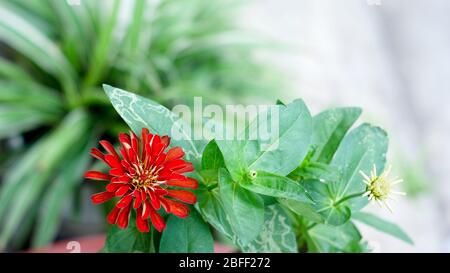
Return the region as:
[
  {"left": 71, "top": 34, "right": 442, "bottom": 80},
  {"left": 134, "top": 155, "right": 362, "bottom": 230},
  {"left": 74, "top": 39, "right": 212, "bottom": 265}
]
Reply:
[
  {"left": 130, "top": 163, "right": 160, "bottom": 190},
  {"left": 368, "top": 176, "right": 391, "bottom": 201}
]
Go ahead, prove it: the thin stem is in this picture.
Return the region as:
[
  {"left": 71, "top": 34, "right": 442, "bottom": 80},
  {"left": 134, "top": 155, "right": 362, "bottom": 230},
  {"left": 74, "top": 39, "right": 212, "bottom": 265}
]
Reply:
[{"left": 334, "top": 191, "right": 366, "bottom": 207}]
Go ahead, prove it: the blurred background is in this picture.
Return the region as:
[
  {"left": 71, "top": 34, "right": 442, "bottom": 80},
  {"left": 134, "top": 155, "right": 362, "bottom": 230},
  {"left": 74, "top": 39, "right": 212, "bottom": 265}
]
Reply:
[{"left": 0, "top": 0, "right": 448, "bottom": 252}]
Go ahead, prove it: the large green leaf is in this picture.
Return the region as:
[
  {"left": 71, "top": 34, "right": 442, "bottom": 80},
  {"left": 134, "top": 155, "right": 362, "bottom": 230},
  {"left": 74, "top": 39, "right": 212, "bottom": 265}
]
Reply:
[
  {"left": 103, "top": 85, "right": 202, "bottom": 164},
  {"left": 196, "top": 187, "right": 234, "bottom": 239},
  {"left": 216, "top": 99, "right": 312, "bottom": 181},
  {"left": 306, "top": 222, "right": 363, "bottom": 253},
  {"left": 331, "top": 124, "right": 388, "bottom": 210},
  {"left": 353, "top": 212, "right": 413, "bottom": 245},
  {"left": 241, "top": 205, "right": 297, "bottom": 253},
  {"left": 241, "top": 171, "right": 312, "bottom": 203},
  {"left": 245, "top": 99, "right": 312, "bottom": 176},
  {"left": 218, "top": 168, "right": 264, "bottom": 245},
  {"left": 159, "top": 209, "right": 214, "bottom": 253},
  {"left": 312, "top": 107, "right": 361, "bottom": 163},
  {"left": 103, "top": 218, "right": 154, "bottom": 253}
]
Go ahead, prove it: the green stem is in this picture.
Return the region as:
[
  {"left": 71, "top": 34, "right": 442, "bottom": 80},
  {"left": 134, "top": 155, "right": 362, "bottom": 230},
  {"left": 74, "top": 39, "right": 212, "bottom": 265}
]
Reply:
[
  {"left": 207, "top": 182, "right": 218, "bottom": 191},
  {"left": 334, "top": 191, "right": 366, "bottom": 207}
]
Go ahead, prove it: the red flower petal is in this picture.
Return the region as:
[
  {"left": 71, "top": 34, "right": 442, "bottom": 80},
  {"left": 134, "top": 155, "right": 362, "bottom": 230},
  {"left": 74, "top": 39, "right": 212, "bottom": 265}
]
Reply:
[
  {"left": 85, "top": 170, "right": 110, "bottom": 181},
  {"left": 174, "top": 162, "right": 194, "bottom": 173},
  {"left": 117, "top": 205, "right": 131, "bottom": 229},
  {"left": 140, "top": 190, "right": 147, "bottom": 203},
  {"left": 100, "top": 140, "right": 119, "bottom": 158},
  {"left": 159, "top": 197, "right": 170, "bottom": 213},
  {"left": 127, "top": 145, "right": 138, "bottom": 165},
  {"left": 118, "top": 147, "right": 130, "bottom": 163},
  {"left": 161, "top": 135, "right": 170, "bottom": 147},
  {"left": 109, "top": 168, "right": 124, "bottom": 177},
  {"left": 158, "top": 170, "right": 188, "bottom": 181},
  {"left": 136, "top": 207, "right": 150, "bottom": 233},
  {"left": 165, "top": 147, "right": 184, "bottom": 162},
  {"left": 106, "top": 182, "right": 126, "bottom": 192},
  {"left": 148, "top": 206, "right": 166, "bottom": 232},
  {"left": 107, "top": 206, "right": 120, "bottom": 225},
  {"left": 141, "top": 129, "right": 149, "bottom": 158},
  {"left": 91, "top": 191, "right": 114, "bottom": 204},
  {"left": 119, "top": 133, "right": 131, "bottom": 146},
  {"left": 141, "top": 128, "right": 149, "bottom": 143},
  {"left": 115, "top": 185, "right": 130, "bottom": 196},
  {"left": 164, "top": 159, "right": 192, "bottom": 172},
  {"left": 141, "top": 199, "right": 151, "bottom": 219},
  {"left": 133, "top": 190, "right": 142, "bottom": 209},
  {"left": 167, "top": 190, "right": 197, "bottom": 204},
  {"left": 166, "top": 177, "right": 198, "bottom": 189},
  {"left": 154, "top": 154, "right": 166, "bottom": 166},
  {"left": 117, "top": 194, "right": 133, "bottom": 208},
  {"left": 90, "top": 148, "right": 105, "bottom": 162},
  {"left": 116, "top": 175, "right": 130, "bottom": 183},
  {"left": 104, "top": 154, "right": 123, "bottom": 170},
  {"left": 163, "top": 198, "right": 190, "bottom": 218},
  {"left": 130, "top": 130, "right": 139, "bottom": 158},
  {"left": 148, "top": 190, "right": 161, "bottom": 210}
]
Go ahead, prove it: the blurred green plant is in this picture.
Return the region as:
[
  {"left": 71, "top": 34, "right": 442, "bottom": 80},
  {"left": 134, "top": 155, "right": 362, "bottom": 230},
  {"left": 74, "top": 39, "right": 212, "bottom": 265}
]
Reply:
[{"left": 0, "top": 0, "right": 279, "bottom": 250}]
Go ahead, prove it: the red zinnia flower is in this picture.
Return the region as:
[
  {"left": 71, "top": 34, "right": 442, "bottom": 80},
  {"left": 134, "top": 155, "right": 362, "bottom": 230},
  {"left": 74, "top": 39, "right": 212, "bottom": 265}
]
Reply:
[{"left": 84, "top": 128, "right": 198, "bottom": 233}]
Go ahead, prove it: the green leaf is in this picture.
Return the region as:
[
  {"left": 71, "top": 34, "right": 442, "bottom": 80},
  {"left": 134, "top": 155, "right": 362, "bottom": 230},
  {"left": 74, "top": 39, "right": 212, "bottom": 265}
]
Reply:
[
  {"left": 216, "top": 99, "right": 312, "bottom": 181},
  {"left": 303, "top": 180, "right": 351, "bottom": 226},
  {"left": 0, "top": 110, "right": 91, "bottom": 249},
  {"left": 32, "top": 137, "right": 93, "bottom": 247},
  {"left": 0, "top": 106, "right": 54, "bottom": 138},
  {"left": 103, "top": 84, "right": 202, "bottom": 164},
  {"left": 159, "top": 209, "right": 214, "bottom": 253},
  {"left": 280, "top": 199, "right": 324, "bottom": 224},
  {"left": 241, "top": 171, "right": 312, "bottom": 203},
  {"left": 218, "top": 168, "right": 264, "bottom": 245},
  {"left": 245, "top": 99, "right": 312, "bottom": 176},
  {"left": 48, "top": 0, "right": 91, "bottom": 67},
  {"left": 0, "top": 57, "right": 33, "bottom": 82},
  {"left": 353, "top": 212, "right": 413, "bottom": 245},
  {"left": 0, "top": 3, "right": 77, "bottom": 103},
  {"left": 331, "top": 124, "right": 388, "bottom": 210},
  {"left": 103, "top": 218, "right": 153, "bottom": 253},
  {"left": 312, "top": 107, "right": 362, "bottom": 163},
  {"left": 196, "top": 187, "right": 234, "bottom": 239},
  {"left": 241, "top": 205, "right": 297, "bottom": 253},
  {"left": 215, "top": 140, "right": 248, "bottom": 181},
  {"left": 202, "top": 139, "right": 225, "bottom": 170},
  {"left": 289, "top": 161, "right": 340, "bottom": 183},
  {"left": 201, "top": 139, "right": 225, "bottom": 182},
  {"left": 306, "top": 222, "right": 362, "bottom": 253},
  {"left": 0, "top": 80, "right": 62, "bottom": 113},
  {"left": 84, "top": 0, "right": 121, "bottom": 86}
]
